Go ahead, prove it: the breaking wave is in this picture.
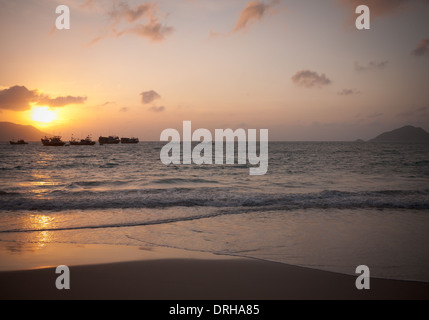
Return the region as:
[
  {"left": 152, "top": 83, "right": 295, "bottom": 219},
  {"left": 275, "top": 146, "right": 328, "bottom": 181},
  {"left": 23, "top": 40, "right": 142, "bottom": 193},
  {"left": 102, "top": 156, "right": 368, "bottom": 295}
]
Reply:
[{"left": 1, "top": 188, "right": 428, "bottom": 212}]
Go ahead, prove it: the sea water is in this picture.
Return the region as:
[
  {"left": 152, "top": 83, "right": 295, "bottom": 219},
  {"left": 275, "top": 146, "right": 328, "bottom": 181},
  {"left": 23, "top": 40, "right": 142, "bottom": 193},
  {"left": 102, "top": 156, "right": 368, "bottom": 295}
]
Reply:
[{"left": 0, "top": 142, "right": 428, "bottom": 281}]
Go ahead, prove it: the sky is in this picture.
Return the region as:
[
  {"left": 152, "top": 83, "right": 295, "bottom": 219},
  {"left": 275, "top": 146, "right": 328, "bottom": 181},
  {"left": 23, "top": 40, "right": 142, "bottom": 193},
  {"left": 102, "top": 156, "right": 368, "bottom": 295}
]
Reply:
[{"left": 0, "top": 0, "right": 428, "bottom": 141}]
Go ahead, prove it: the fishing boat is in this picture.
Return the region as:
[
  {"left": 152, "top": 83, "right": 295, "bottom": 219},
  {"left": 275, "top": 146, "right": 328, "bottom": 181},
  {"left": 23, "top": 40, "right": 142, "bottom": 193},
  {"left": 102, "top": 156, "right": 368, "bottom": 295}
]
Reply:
[
  {"left": 121, "top": 137, "right": 139, "bottom": 144},
  {"left": 41, "top": 136, "right": 66, "bottom": 146},
  {"left": 10, "top": 139, "right": 28, "bottom": 145},
  {"left": 70, "top": 135, "right": 96, "bottom": 146},
  {"left": 99, "top": 136, "right": 120, "bottom": 145}
]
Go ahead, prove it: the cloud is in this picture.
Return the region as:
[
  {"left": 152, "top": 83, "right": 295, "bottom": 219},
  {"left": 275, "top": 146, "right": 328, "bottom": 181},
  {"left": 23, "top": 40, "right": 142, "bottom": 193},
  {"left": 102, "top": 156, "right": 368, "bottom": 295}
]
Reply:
[
  {"left": 0, "top": 85, "right": 86, "bottom": 111},
  {"left": 338, "top": 0, "right": 427, "bottom": 19},
  {"left": 234, "top": 0, "right": 277, "bottom": 32},
  {"left": 291, "top": 70, "right": 332, "bottom": 88},
  {"left": 354, "top": 61, "right": 388, "bottom": 72},
  {"left": 119, "top": 107, "right": 129, "bottom": 112},
  {"left": 89, "top": 1, "right": 174, "bottom": 44},
  {"left": 123, "top": 20, "right": 174, "bottom": 42},
  {"left": 99, "top": 101, "right": 114, "bottom": 107},
  {"left": 338, "top": 88, "right": 361, "bottom": 96},
  {"left": 0, "top": 86, "right": 38, "bottom": 111},
  {"left": 141, "top": 90, "right": 161, "bottom": 104},
  {"left": 108, "top": 2, "right": 152, "bottom": 23},
  {"left": 148, "top": 105, "right": 165, "bottom": 112},
  {"left": 86, "top": 101, "right": 115, "bottom": 110},
  {"left": 211, "top": 0, "right": 279, "bottom": 37},
  {"left": 412, "top": 38, "right": 429, "bottom": 56},
  {"left": 37, "top": 95, "right": 87, "bottom": 107}
]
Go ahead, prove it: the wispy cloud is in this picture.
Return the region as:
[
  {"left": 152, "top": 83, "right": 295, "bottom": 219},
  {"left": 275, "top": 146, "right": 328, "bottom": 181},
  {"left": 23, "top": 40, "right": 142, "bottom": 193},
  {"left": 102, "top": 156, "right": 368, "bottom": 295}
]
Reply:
[
  {"left": 0, "top": 85, "right": 86, "bottom": 111},
  {"left": 141, "top": 90, "right": 161, "bottom": 104},
  {"left": 338, "top": 88, "right": 361, "bottom": 96},
  {"left": 108, "top": 2, "right": 152, "bottom": 23},
  {"left": 412, "top": 38, "right": 429, "bottom": 57},
  {"left": 211, "top": 0, "right": 279, "bottom": 37},
  {"left": 99, "top": 101, "right": 115, "bottom": 107},
  {"left": 234, "top": 0, "right": 278, "bottom": 32},
  {"left": 121, "top": 21, "right": 174, "bottom": 42},
  {"left": 291, "top": 70, "right": 332, "bottom": 88},
  {"left": 338, "top": 0, "right": 427, "bottom": 19},
  {"left": 148, "top": 105, "right": 165, "bottom": 113},
  {"left": 354, "top": 61, "right": 388, "bottom": 72},
  {"left": 89, "top": 1, "right": 174, "bottom": 45},
  {"left": 37, "top": 95, "right": 87, "bottom": 107}
]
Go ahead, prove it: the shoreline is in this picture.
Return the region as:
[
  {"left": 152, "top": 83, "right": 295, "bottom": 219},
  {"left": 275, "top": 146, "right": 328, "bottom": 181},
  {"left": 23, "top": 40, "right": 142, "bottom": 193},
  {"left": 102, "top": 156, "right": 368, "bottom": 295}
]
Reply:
[
  {"left": 0, "top": 242, "right": 428, "bottom": 300},
  {"left": 0, "top": 241, "right": 236, "bottom": 272}
]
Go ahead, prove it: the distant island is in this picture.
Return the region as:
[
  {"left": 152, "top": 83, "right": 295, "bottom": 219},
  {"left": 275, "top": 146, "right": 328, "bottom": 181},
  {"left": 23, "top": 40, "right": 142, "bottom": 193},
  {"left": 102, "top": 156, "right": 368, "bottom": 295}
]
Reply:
[
  {"left": 0, "top": 122, "right": 49, "bottom": 142},
  {"left": 2, "top": 121, "right": 429, "bottom": 143},
  {"left": 369, "top": 125, "right": 429, "bottom": 143}
]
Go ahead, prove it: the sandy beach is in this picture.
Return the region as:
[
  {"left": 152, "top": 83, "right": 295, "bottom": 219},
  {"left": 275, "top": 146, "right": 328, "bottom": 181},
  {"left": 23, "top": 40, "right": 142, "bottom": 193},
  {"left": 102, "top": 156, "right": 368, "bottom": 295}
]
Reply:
[
  {"left": 0, "top": 242, "right": 428, "bottom": 300},
  {"left": 2, "top": 0, "right": 429, "bottom": 306}
]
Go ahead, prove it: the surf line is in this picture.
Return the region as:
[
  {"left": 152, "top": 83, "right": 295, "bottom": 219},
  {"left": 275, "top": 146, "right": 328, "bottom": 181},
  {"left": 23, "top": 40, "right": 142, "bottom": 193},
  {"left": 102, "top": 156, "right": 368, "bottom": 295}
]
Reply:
[{"left": 160, "top": 121, "right": 268, "bottom": 176}]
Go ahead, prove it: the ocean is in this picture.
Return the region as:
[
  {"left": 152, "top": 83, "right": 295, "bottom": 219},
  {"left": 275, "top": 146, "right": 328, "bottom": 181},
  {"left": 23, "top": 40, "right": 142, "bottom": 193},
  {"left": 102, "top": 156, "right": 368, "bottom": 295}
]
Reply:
[{"left": 1, "top": 141, "right": 428, "bottom": 281}]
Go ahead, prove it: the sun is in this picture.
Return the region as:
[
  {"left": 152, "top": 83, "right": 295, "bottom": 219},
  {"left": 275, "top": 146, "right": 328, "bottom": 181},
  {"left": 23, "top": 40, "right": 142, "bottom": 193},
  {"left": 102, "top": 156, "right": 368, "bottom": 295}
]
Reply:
[{"left": 31, "top": 106, "right": 57, "bottom": 123}]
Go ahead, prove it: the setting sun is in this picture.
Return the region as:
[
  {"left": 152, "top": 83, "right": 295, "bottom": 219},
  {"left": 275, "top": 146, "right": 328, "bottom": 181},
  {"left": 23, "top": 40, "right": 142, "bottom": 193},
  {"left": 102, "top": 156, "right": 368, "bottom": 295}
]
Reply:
[{"left": 31, "top": 106, "right": 57, "bottom": 123}]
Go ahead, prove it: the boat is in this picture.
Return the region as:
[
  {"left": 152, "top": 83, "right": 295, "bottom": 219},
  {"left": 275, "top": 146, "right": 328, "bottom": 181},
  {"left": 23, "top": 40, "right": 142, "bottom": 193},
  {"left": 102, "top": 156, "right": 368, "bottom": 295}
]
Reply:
[
  {"left": 121, "top": 137, "right": 139, "bottom": 144},
  {"left": 41, "top": 136, "right": 66, "bottom": 146},
  {"left": 70, "top": 135, "right": 96, "bottom": 146},
  {"left": 99, "top": 136, "right": 120, "bottom": 145},
  {"left": 10, "top": 139, "right": 28, "bottom": 145}
]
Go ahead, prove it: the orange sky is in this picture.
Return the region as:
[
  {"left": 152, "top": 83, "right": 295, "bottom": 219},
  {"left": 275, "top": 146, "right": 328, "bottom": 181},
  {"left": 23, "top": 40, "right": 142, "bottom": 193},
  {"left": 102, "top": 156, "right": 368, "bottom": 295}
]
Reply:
[{"left": 1, "top": 0, "right": 428, "bottom": 140}]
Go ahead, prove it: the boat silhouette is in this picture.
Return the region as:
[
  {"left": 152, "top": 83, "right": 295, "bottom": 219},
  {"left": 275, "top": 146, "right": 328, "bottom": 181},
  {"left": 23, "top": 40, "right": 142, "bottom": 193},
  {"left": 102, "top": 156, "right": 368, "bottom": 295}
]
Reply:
[
  {"left": 70, "top": 135, "right": 96, "bottom": 145},
  {"left": 41, "top": 136, "right": 66, "bottom": 146},
  {"left": 10, "top": 139, "right": 28, "bottom": 145},
  {"left": 99, "top": 136, "right": 120, "bottom": 145},
  {"left": 121, "top": 137, "right": 139, "bottom": 144}
]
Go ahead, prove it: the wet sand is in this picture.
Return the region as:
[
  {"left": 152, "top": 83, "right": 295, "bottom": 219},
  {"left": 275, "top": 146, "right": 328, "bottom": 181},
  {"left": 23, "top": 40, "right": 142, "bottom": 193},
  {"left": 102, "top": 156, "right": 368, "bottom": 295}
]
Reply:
[{"left": 0, "top": 242, "right": 428, "bottom": 300}]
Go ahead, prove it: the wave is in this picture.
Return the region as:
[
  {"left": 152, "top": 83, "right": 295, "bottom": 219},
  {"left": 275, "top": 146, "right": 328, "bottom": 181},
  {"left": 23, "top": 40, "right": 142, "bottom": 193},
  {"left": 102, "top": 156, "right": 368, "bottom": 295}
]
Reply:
[
  {"left": 67, "top": 180, "right": 133, "bottom": 188},
  {"left": 0, "top": 211, "right": 225, "bottom": 234},
  {"left": 72, "top": 155, "right": 97, "bottom": 160},
  {"left": 99, "top": 162, "right": 119, "bottom": 168},
  {"left": 151, "top": 178, "right": 219, "bottom": 184},
  {"left": 0, "top": 190, "right": 20, "bottom": 196},
  {"left": 1, "top": 188, "right": 429, "bottom": 211}
]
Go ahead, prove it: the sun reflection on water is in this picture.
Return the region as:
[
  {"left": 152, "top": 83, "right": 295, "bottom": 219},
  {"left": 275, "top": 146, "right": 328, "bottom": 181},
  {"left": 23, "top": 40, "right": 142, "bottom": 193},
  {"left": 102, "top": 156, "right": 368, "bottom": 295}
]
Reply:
[
  {"left": 27, "top": 214, "right": 55, "bottom": 248},
  {"left": 2, "top": 214, "right": 56, "bottom": 255},
  {"left": 18, "top": 172, "right": 60, "bottom": 196}
]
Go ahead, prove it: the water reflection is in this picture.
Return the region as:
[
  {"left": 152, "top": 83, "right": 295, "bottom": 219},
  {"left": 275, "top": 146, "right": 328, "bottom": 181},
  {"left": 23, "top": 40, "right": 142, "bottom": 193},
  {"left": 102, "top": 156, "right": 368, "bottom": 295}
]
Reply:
[
  {"left": 2, "top": 231, "right": 53, "bottom": 254},
  {"left": 16, "top": 172, "right": 60, "bottom": 196},
  {"left": 2, "top": 214, "right": 55, "bottom": 254},
  {"left": 29, "top": 214, "right": 55, "bottom": 229},
  {"left": 26, "top": 214, "right": 55, "bottom": 249},
  {"left": 28, "top": 150, "right": 61, "bottom": 194},
  {"left": 34, "top": 230, "right": 52, "bottom": 248},
  {"left": 35, "top": 151, "right": 55, "bottom": 166}
]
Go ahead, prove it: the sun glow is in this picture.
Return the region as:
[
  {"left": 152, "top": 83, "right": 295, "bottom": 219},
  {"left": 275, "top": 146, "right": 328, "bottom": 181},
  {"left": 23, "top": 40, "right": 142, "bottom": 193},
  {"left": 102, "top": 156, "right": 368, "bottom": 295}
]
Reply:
[{"left": 32, "top": 106, "right": 57, "bottom": 123}]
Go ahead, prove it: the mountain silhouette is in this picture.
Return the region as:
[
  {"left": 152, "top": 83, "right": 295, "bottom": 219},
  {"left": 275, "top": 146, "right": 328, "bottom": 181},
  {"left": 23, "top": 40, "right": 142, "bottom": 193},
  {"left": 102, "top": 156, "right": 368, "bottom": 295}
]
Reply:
[
  {"left": 0, "top": 122, "right": 50, "bottom": 142},
  {"left": 369, "top": 125, "right": 429, "bottom": 143}
]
